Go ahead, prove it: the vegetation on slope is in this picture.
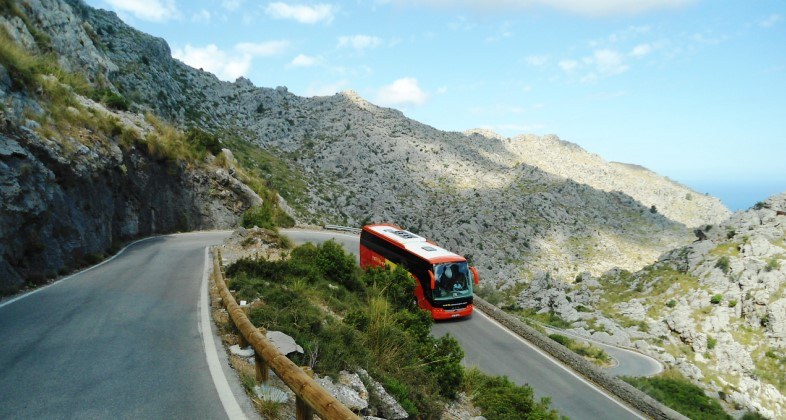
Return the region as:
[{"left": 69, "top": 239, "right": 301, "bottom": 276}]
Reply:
[
  {"left": 225, "top": 239, "right": 559, "bottom": 419},
  {"left": 622, "top": 371, "right": 730, "bottom": 420}
]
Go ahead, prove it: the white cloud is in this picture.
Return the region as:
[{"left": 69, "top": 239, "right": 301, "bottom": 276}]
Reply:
[
  {"left": 222, "top": 0, "right": 243, "bottom": 11},
  {"left": 305, "top": 80, "right": 347, "bottom": 96},
  {"left": 265, "top": 2, "right": 335, "bottom": 24},
  {"left": 558, "top": 59, "right": 578, "bottom": 72},
  {"left": 236, "top": 41, "right": 291, "bottom": 56},
  {"left": 759, "top": 14, "right": 783, "bottom": 28},
  {"left": 337, "top": 35, "right": 382, "bottom": 51},
  {"left": 104, "top": 0, "right": 179, "bottom": 22},
  {"left": 485, "top": 21, "right": 513, "bottom": 42},
  {"left": 375, "top": 77, "right": 429, "bottom": 107},
  {"left": 631, "top": 43, "right": 652, "bottom": 57},
  {"left": 172, "top": 41, "right": 289, "bottom": 81},
  {"left": 525, "top": 55, "right": 548, "bottom": 66},
  {"left": 591, "top": 49, "right": 628, "bottom": 76},
  {"left": 192, "top": 9, "right": 211, "bottom": 23},
  {"left": 173, "top": 44, "right": 250, "bottom": 81},
  {"left": 290, "top": 54, "right": 318, "bottom": 67},
  {"left": 382, "top": 0, "right": 696, "bottom": 17}
]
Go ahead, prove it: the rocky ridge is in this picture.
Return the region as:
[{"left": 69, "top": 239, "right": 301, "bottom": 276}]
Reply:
[
  {"left": 517, "top": 193, "right": 786, "bottom": 418},
  {"left": 467, "top": 131, "right": 730, "bottom": 228}
]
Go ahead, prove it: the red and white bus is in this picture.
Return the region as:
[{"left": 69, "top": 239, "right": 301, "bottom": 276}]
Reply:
[{"left": 359, "top": 223, "right": 479, "bottom": 320}]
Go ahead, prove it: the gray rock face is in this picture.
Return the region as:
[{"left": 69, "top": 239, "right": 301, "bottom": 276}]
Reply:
[{"left": 0, "top": 114, "right": 259, "bottom": 293}]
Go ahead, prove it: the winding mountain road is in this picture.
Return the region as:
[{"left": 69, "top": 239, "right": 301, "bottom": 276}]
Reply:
[
  {"left": 284, "top": 228, "right": 648, "bottom": 420},
  {"left": 0, "top": 232, "right": 251, "bottom": 419},
  {"left": 0, "top": 228, "right": 656, "bottom": 419}
]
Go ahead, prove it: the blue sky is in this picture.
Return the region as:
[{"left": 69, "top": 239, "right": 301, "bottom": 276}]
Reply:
[{"left": 83, "top": 0, "right": 785, "bottom": 210}]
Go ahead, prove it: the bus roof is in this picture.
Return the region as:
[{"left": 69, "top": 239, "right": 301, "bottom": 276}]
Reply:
[{"left": 362, "top": 224, "right": 465, "bottom": 263}]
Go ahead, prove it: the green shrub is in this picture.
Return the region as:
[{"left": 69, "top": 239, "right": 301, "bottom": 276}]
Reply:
[
  {"left": 707, "top": 336, "right": 717, "bottom": 350},
  {"left": 424, "top": 334, "right": 464, "bottom": 399},
  {"left": 667, "top": 299, "right": 677, "bottom": 308},
  {"left": 728, "top": 299, "right": 737, "bottom": 308},
  {"left": 710, "top": 294, "right": 723, "bottom": 305},
  {"left": 186, "top": 127, "right": 222, "bottom": 156},
  {"left": 241, "top": 204, "right": 276, "bottom": 230},
  {"left": 765, "top": 258, "right": 780, "bottom": 272},
  {"left": 622, "top": 373, "right": 731, "bottom": 420},
  {"left": 315, "top": 240, "right": 363, "bottom": 292},
  {"left": 101, "top": 91, "right": 130, "bottom": 111},
  {"left": 363, "top": 266, "right": 416, "bottom": 311},
  {"left": 715, "top": 256, "right": 731, "bottom": 274},
  {"left": 463, "top": 369, "right": 559, "bottom": 419}
]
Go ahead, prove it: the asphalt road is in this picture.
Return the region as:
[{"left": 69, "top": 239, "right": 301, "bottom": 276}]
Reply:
[
  {"left": 284, "top": 228, "right": 645, "bottom": 420},
  {"left": 541, "top": 326, "right": 663, "bottom": 377},
  {"left": 0, "top": 232, "right": 234, "bottom": 419}
]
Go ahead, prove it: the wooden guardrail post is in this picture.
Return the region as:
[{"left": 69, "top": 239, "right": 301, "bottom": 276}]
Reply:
[
  {"left": 211, "top": 249, "right": 357, "bottom": 420},
  {"left": 296, "top": 395, "right": 315, "bottom": 420}
]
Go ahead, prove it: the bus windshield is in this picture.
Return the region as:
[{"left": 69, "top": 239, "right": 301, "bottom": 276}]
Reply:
[{"left": 433, "top": 262, "right": 473, "bottom": 301}]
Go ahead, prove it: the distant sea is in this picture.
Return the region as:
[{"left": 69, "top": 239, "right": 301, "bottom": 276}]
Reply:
[{"left": 684, "top": 180, "right": 786, "bottom": 212}]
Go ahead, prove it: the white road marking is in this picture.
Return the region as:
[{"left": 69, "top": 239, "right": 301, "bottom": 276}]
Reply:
[
  {"left": 200, "top": 247, "right": 247, "bottom": 420},
  {"left": 475, "top": 309, "right": 647, "bottom": 420}
]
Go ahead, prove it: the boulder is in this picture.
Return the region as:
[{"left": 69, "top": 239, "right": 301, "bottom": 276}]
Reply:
[
  {"left": 266, "top": 330, "right": 304, "bottom": 355},
  {"left": 316, "top": 372, "right": 368, "bottom": 412},
  {"left": 357, "top": 369, "right": 408, "bottom": 420}
]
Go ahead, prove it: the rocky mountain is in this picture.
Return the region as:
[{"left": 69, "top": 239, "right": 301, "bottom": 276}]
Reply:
[
  {"left": 0, "top": 0, "right": 733, "bottom": 290},
  {"left": 518, "top": 193, "right": 786, "bottom": 418}
]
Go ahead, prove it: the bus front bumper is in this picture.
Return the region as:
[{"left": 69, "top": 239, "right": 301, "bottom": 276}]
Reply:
[{"left": 432, "top": 304, "right": 473, "bottom": 320}]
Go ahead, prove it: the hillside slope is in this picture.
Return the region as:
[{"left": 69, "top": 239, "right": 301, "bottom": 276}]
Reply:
[
  {"left": 3, "top": 0, "right": 727, "bottom": 286},
  {"left": 517, "top": 193, "right": 786, "bottom": 418}
]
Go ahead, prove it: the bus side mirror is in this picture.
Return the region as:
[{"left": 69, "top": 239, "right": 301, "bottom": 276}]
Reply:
[
  {"left": 428, "top": 270, "right": 436, "bottom": 290},
  {"left": 470, "top": 266, "right": 480, "bottom": 285}
]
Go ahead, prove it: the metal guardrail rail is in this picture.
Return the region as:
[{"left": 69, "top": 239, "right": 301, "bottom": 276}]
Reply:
[
  {"left": 323, "top": 225, "right": 362, "bottom": 234},
  {"left": 212, "top": 250, "right": 358, "bottom": 420}
]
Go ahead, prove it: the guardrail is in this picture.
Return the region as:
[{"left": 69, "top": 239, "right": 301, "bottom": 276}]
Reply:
[
  {"left": 211, "top": 250, "right": 358, "bottom": 420},
  {"left": 323, "top": 225, "right": 362, "bottom": 234}
]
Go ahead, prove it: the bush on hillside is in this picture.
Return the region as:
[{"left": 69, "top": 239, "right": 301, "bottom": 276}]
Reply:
[
  {"left": 463, "top": 368, "right": 560, "bottom": 419},
  {"left": 225, "top": 243, "right": 546, "bottom": 418},
  {"left": 622, "top": 373, "right": 730, "bottom": 420}
]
